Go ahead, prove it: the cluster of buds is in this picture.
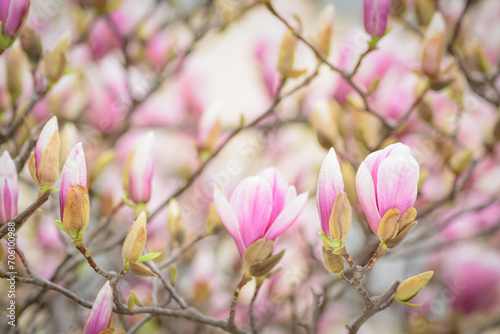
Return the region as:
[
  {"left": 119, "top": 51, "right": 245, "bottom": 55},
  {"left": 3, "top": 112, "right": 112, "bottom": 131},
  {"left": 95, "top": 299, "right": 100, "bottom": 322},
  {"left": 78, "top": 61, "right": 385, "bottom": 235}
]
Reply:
[
  {"left": 122, "top": 211, "right": 159, "bottom": 277},
  {"left": 0, "top": 0, "right": 30, "bottom": 54},
  {"left": 214, "top": 167, "right": 308, "bottom": 277},
  {"left": 29, "top": 116, "right": 60, "bottom": 192},
  {"left": 58, "top": 143, "right": 89, "bottom": 243},
  {"left": 0, "top": 151, "right": 18, "bottom": 225},
  {"left": 317, "top": 143, "right": 420, "bottom": 274}
]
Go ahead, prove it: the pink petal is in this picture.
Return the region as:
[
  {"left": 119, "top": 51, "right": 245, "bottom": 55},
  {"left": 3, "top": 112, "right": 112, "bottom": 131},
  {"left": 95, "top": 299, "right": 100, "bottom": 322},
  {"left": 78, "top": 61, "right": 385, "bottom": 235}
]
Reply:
[
  {"left": 60, "top": 143, "right": 87, "bottom": 220},
  {"left": 230, "top": 176, "right": 273, "bottom": 248},
  {"left": 213, "top": 187, "right": 245, "bottom": 255},
  {"left": 0, "top": 151, "right": 18, "bottom": 224},
  {"left": 84, "top": 281, "right": 113, "bottom": 334},
  {"left": 376, "top": 153, "right": 419, "bottom": 215},
  {"left": 364, "top": 0, "right": 391, "bottom": 37},
  {"left": 129, "top": 132, "right": 154, "bottom": 203},
  {"left": 316, "top": 148, "right": 344, "bottom": 235},
  {"left": 258, "top": 167, "right": 288, "bottom": 228},
  {"left": 1, "top": 0, "right": 29, "bottom": 37},
  {"left": 35, "top": 116, "right": 58, "bottom": 170},
  {"left": 356, "top": 161, "right": 381, "bottom": 233},
  {"left": 265, "top": 192, "right": 308, "bottom": 240}
]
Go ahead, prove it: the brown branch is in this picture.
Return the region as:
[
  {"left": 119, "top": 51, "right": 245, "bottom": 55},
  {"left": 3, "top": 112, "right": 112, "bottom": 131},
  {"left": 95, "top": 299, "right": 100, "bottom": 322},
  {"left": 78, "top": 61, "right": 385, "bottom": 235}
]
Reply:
[{"left": 0, "top": 190, "right": 51, "bottom": 240}]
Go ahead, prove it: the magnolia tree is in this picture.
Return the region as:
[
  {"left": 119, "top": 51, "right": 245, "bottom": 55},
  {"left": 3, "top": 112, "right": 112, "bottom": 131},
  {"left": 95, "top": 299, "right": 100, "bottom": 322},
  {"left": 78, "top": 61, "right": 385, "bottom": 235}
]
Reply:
[{"left": 0, "top": 0, "right": 500, "bottom": 333}]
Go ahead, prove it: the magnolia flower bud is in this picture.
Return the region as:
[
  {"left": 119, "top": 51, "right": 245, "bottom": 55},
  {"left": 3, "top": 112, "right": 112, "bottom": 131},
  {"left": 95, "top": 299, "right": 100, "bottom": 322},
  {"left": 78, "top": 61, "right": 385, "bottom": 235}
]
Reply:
[
  {"left": 0, "top": 0, "right": 30, "bottom": 53},
  {"left": 277, "top": 29, "right": 298, "bottom": 78},
  {"left": 6, "top": 46, "right": 24, "bottom": 103},
  {"left": 422, "top": 13, "right": 446, "bottom": 79},
  {"left": 167, "top": 199, "right": 185, "bottom": 246},
  {"left": 20, "top": 26, "right": 42, "bottom": 64},
  {"left": 0, "top": 151, "right": 18, "bottom": 225},
  {"left": 243, "top": 238, "right": 285, "bottom": 278},
  {"left": 329, "top": 191, "right": 351, "bottom": 241},
  {"left": 122, "top": 211, "right": 147, "bottom": 264},
  {"left": 124, "top": 132, "right": 154, "bottom": 204},
  {"left": 42, "top": 34, "right": 70, "bottom": 83},
  {"left": 395, "top": 271, "right": 434, "bottom": 302},
  {"left": 83, "top": 281, "right": 113, "bottom": 334},
  {"left": 322, "top": 247, "right": 345, "bottom": 276},
  {"left": 364, "top": 0, "right": 391, "bottom": 37},
  {"left": 60, "top": 143, "right": 87, "bottom": 236},
  {"left": 316, "top": 4, "right": 335, "bottom": 57},
  {"left": 29, "top": 116, "right": 60, "bottom": 189}
]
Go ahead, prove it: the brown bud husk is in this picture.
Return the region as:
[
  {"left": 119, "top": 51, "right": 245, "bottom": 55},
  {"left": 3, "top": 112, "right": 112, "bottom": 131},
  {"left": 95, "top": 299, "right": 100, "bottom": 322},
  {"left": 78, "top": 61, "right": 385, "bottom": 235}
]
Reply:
[
  {"left": 395, "top": 271, "right": 434, "bottom": 302},
  {"left": 244, "top": 239, "right": 285, "bottom": 277},
  {"left": 415, "top": 0, "right": 435, "bottom": 26},
  {"left": 494, "top": 118, "right": 500, "bottom": 142},
  {"left": 316, "top": 4, "right": 335, "bottom": 57},
  {"left": 321, "top": 247, "right": 344, "bottom": 275},
  {"left": 62, "top": 184, "right": 90, "bottom": 233},
  {"left": 38, "top": 132, "right": 60, "bottom": 187},
  {"left": 417, "top": 101, "right": 434, "bottom": 124},
  {"left": 129, "top": 262, "right": 157, "bottom": 277},
  {"left": 387, "top": 209, "right": 418, "bottom": 249},
  {"left": 277, "top": 29, "right": 306, "bottom": 78},
  {"left": 450, "top": 149, "right": 474, "bottom": 175},
  {"left": 42, "top": 34, "right": 70, "bottom": 83},
  {"left": 122, "top": 212, "right": 147, "bottom": 263},
  {"left": 377, "top": 208, "right": 400, "bottom": 241},
  {"left": 329, "top": 191, "right": 351, "bottom": 241},
  {"left": 167, "top": 199, "right": 185, "bottom": 246},
  {"left": 0, "top": 242, "right": 5, "bottom": 261},
  {"left": 422, "top": 32, "right": 445, "bottom": 79},
  {"left": 20, "top": 27, "right": 43, "bottom": 64},
  {"left": 6, "top": 47, "right": 25, "bottom": 103}
]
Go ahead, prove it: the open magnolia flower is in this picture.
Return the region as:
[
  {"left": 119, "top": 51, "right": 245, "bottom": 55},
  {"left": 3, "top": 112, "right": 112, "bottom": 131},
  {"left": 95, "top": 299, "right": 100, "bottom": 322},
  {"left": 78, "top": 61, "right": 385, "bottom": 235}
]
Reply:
[{"left": 214, "top": 167, "right": 308, "bottom": 256}]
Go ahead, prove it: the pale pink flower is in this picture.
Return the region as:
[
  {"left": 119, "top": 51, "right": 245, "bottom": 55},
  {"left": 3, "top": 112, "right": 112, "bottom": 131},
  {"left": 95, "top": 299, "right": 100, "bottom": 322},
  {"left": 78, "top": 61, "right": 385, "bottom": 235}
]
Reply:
[
  {"left": 316, "top": 148, "right": 345, "bottom": 235},
  {"left": 214, "top": 168, "right": 308, "bottom": 255},
  {"left": 0, "top": 151, "right": 18, "bottom": 224},
  {"left": 83, "top": 281, "right": 113, "bottom": 334},
  {"left": 356, "top": 143, "right": 419, "bottom": 233}
]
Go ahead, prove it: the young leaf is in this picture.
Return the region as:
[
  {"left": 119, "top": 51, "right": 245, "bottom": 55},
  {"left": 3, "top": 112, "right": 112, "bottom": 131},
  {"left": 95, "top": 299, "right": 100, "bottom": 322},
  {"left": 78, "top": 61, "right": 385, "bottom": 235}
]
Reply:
[{"left": 136, "top": 252, "right": 162, "bottom": 263}]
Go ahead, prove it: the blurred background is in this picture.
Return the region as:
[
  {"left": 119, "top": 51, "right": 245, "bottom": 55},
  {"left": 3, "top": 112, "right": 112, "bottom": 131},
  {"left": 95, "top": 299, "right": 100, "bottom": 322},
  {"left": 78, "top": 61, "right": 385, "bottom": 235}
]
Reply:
[{"left": 1, "top": 0, "right": 500, "bottom": 333}]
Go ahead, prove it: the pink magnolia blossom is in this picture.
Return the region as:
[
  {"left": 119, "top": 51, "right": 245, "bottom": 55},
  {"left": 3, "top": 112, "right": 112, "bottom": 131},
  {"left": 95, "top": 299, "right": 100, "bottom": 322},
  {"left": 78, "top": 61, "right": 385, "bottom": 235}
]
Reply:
[
  {"left": 127, "top": 132, "right": 154, "bottom": 204},
  {"left": 0, "top": 0, "right": 29, "bottom": 38},
  {"left": 213, "top": 168, "right": 308, "bottom": 255},
  {"left": 88, "top": 18, "right": 125, "bottom": 60},
  {"left": 0, "top": 151, "right": 18, "bottom": 224},
  {"left": 83, "top": 281, "right": 113, "bottom": 334},
  {"left": 316, "top": 148, "right": 345, "bottom": 235},
  {"left": 356, "top": 143, "right": 419, "bottom": 233},
  {"left": 60, "top": 143, "right": 87, "bottom": 220},
  {"left": 364, "top": 0, "right": 391, "bottom": 37}
]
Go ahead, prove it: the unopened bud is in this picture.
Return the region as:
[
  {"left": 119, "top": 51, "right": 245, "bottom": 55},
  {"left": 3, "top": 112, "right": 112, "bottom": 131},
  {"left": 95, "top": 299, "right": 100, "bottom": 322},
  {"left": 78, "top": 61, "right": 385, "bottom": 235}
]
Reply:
[
  {"left": 62, "top": 184, "right": 89, "bottom": 234},
  {"left": 415, "top": 0, "right": 436, "bottom": 26},
  {"left": 329, "top": 191, "right": 351, "bottom": 241},
  {"left": 316, "top": 4, "right": 335, "bottom": 57},
  {"left": 473, "top": 43, "right": 492, "bottom": 74},
  {"left": 167, "top": 199, "right": 185, "bottom": 246},
  {"left": 321, "top": 247, "right": 345, "bottom": 276},
  {"left": 42, "top": 34, "right": 70, "bottom": 84},
  {"left": 88, "top": 149, "right": 116, "bottom": 187},
  {"left": 122, "top": 211, "right": 147, "bottom": 264},
  {"left": 277, "top": 29, "right": 305, "bottom": 78},
  {"left": 6, "top": 47, "right": 24, "bottom": 103},
  {"left": 20, "top": 27, "right": 43, "bottom": 64},
  {"left": 377, "top": 208, "right": 400, "bottom": 241},
  {"left": 29, "top": 116, "right": 60, "bottom": 189},
  {"left": 310, "top": 100, "right": 339, "bottom": 150},
  {"left": 422, "top": 13, "right": 446, "bottom": 79},
  {"left": 417, "top": 101, "right": 434, "bottom": 124},
  {"left": 243, "top": 238, "right": 284, "bottom": 277},
  {"left": 450, "top": 149, "right": 474, "bottom": 175},
  {"left": 395, "top": 271, "right": 433, "bottom": 302}
]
